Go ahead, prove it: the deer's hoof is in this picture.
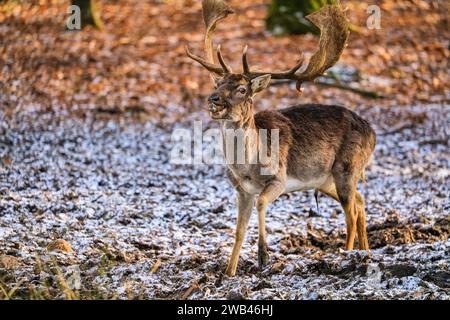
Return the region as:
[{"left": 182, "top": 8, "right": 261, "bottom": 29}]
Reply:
[
  {"left": 225, "top": 266, "right": 236, "bottom": 277},
  {"left": 258, "top": 245, "right": 269, "bottom": 270}
]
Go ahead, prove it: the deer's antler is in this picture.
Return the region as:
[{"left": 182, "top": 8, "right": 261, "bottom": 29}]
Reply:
[
  {"left": 185, "top": 0, "right": 234, "bottom": 79},
  {"left": 186, "top": 3, "right": 349, "bottom": 91},
  {"left": 243, "top": 5, "right": 349, "bottom": 91}
]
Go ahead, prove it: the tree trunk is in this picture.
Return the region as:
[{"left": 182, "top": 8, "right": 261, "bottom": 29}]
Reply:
[
  {"left": 266, "top": 0, "right": 335, "bottom": 35},
  {"left": 72, "top": 0, "right": 103, "bottom": 30}
]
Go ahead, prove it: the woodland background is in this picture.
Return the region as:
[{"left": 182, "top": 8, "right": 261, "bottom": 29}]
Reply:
[
  {"left": 1, "top": 0, "right": 448, "bottom": 120},
  {"left": 0, "top": 0, "right": 449, "bottom": 300}
]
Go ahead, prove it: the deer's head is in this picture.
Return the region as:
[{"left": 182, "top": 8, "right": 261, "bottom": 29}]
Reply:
[
  {"left": 186, "top": 0, "right": 349, "bottom": 122},
  {"left": 185, "top": 46, "right": 274, "bottom": 121},
  {"left": 206, "top": 72, "right": 271, "bottom": 121}
]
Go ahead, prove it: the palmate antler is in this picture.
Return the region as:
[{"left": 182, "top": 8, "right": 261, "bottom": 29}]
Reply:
[
  {"left": 243, "top": 5, "right": 350, "bottom": 91},
  {"left": 185, "top": 0, "right": 234, "bottom": 80},
  {"left": 186, "top": 2, "right": 350, "bottom": 91}
]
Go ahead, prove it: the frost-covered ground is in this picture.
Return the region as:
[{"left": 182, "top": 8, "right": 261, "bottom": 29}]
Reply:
[{"left": 0, "top": 104, "right": 448, "bottom": 299}]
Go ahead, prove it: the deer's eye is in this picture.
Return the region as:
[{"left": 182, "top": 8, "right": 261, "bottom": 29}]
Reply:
[{"left": 238, "top": 87, "right": 246, "bottom": 94}]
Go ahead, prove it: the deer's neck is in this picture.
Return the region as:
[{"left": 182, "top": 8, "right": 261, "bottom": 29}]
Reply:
[
  {"left": 222, "top": 100, "right": 256, "bottom": 130},
  {"left": 220, "top": 101, "right": 259, "bottom": 166}
]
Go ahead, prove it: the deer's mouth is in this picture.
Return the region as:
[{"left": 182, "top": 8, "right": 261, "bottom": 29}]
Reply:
[{"left": 209, "top": 103, "right": 227, "bottom": 119}]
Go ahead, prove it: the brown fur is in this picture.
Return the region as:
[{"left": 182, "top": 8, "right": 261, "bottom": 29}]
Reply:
[
  {"left": 186, "top": 1, "right": 365, "bottom": 277},
  {"left": 208, "top": 74, "right": 376, "bottom": 276}
]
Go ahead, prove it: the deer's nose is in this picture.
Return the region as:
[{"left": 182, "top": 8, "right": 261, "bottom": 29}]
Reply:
[{"left": 208, "top": 94, "right": 220, "bottom": 104}]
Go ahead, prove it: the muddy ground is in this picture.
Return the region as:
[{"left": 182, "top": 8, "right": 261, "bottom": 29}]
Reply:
[{"left": 0, "top": 104, "right": 448, "bottom": 300}]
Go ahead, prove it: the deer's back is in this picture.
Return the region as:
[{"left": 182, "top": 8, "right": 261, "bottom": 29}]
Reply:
[{"left": 255, "top": 104, "right": 376, "bottom": 180}]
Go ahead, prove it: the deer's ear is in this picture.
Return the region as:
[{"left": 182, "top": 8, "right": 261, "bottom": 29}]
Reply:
[{"left": 251, "top": 74, "right": 271, "bottom": 95}]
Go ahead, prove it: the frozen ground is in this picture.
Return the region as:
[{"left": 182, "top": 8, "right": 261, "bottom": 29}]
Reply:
[{"left": 0, "top": 104, "right": 449, "bottom": 299}]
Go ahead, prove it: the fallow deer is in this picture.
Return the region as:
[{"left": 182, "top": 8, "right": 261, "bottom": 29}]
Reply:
[{"left": 185, "top": 0, "right": 376, "bottom": 277}]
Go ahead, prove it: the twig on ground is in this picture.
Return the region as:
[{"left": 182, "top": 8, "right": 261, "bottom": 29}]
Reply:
[
  {"left": 151, "top": 259, "right": 162, "bottom": 273},
  {"left": 383, "top": 122, "right": 415, "bottom": 135},
  {"left": 418, "top": 138, "right": 448, "bottom": 146},
  {"left": 181, "top": 281, "right": 199, "bottom": 300}
]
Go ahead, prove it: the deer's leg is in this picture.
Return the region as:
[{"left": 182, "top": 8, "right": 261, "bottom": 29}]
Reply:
[
  {"left": 355, "top": 191, "right": 369, "bottom": 250},
  {"left": 333, "top": 167, "right": 358, "bottom": 250},
  {"left": 256, "top": 180, "right": 285, "bottom": 269},
  {"left": 320, "top": 176, "right": 369, "bottom": 250},
  {"left": 341, "top": 194, "right": 357, "bottom": 250},
  {"left": 225, "top": 192, "right": 255, "bottom": 277}
]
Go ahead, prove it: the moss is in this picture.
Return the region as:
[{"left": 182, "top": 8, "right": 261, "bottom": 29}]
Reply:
[
  {"left": 266, "top": 0, "right": 336, "bottom": 35},
  {"left": 71, "top": 0, "right": 104, "bottom": 30}
]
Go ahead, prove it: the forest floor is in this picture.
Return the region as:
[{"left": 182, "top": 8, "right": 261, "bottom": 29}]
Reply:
[
  {"left": 0, "top": 104, "right": 448, "bottom": 299},
  {"left": 0, "top": 0, "right": 449, "bottom": 299}
]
